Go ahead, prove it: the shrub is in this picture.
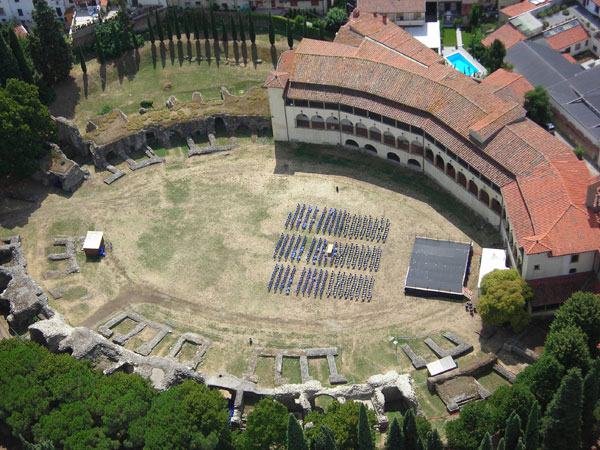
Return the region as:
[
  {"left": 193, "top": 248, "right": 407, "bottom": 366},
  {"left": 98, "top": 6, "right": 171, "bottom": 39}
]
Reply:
[
  {"left": 573, "top": 146, "right": 585, "bottom": 160},
  {"left": 99, "top": 105, "right": 113, "bottom": 115},
  {"left": 562, "top": 9, "right": 570, "bottom": 15},
  {"left": 140, "top": 99, "right": 154, "bottom": 108}
]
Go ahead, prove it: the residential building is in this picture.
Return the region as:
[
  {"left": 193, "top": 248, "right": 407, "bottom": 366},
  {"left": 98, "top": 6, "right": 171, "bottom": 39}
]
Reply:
[
  {"left": 265, "top": 11, "right": 600, "bottom": 312},
  {"left": 357, "top": 0, "right": 426, "bottom": 26}
]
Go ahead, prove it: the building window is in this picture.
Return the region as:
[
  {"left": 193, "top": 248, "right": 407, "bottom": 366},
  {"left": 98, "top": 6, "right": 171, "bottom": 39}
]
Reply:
[
  {"left": 56, "top": 7, "right": 61, "bottom": 15},
  {"left": 570, "top": 268, "right": 577, "bottom": 274},
  {"left": 564, "top": 46, "right": 570, "bottom": 53},
  {"left": 571, "top": 254, "right": 579, "bottom": 263},
  {"left": 17, "top": 8, "right": 23, "bottom": 15},
  {"left": 311, "top": 0, "right": 318, "bottom": 4},
  {"left": 290, "top": 0, "right": 297, "bottom": 5},
  {"left": 534, "top": 265, "right": 540, "bottom": 270},
  {"left": 0, "top": 8, "right": 4, "bottom": 15},
  {"left": 575, "top": 43, "right": 581, "bottom": 51}
]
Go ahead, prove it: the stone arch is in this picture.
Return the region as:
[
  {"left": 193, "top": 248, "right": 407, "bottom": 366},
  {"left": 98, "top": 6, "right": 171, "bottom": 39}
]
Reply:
[
  {"left": 457, "top": 172, "right": 467, "bottom": 188},
  {"left": 341, "top": 119, "right": 353, "bottom": 134},
  {"left": 411, "top": 141, "right": 423, "bottom": 155},
  {"left": 311, "top": 115, "right": 325, "bottom": 130},
  {"left": 364, "top": 144, "right": 377, "bottom": 153},
  {"left": 398, "top": 137, "right": 410, "bottom": 152},
  {"left": 296, "top": 114, "right": 310, "bottom": 128},
  {"left": 408, "top": 159, "right": 421, "bottom": 168},
  {"left": 446, "top": 163, "right": 456, "bottom": 179},
  {"left": 435, "top": 154, "right": 445, "bottom": 170},
  {"left": 425, "top": 148, "right": 434, "bottom": 163},
  {"left": 383, "top": 131, "right": 395, "bottom": 147},
  {"left": 326, "top": 116, "right": 339, "bottom": 131},
  {"left": 468, "top": 180, "right": 478, "bottom": 196},
  {"left": 492, "top": 199, "right": 502, "bottom": 215},
  {"left": 479, "top": 189, "right": 490, "bottom": 206},
  {"left": 345, "top": 139, "right": 359, "bottom": 149},
  {"left": 355, "top": 122, "right": 368, "bottom": 138},
  {"left": 387, "top": 152, "right": 400, "bottom": 162},
  {"left": 214, "top": 117, "right": 227, "bottom": 134},
  {"left": 369, "top": 126, "right": 382, "bottom": 142}
]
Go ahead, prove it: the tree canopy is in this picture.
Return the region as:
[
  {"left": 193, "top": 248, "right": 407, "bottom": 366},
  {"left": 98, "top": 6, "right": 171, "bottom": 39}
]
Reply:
[
  {"left": 325, "top": 8, "right": 348, "bottom": 32},
  {"left": 0, "top": 79, "right": 56, "bottom": 177},
  {"left": 478, "top": 269, "right": 532, "bottom": 331},
  {"left": 524, "top": 86, "right": 552, "bottom": 127},
  {"left": 27, "top": 0, "right": 73, "bottom": 84},
  {"left": 239, "top": 397, "right": 288, "bottom": 449},
  {"left": 550, "top": 292, "right": 600, "bottom": 355},
  {"left": 545, "top": 324, "right": 592, "bottom": 374}
]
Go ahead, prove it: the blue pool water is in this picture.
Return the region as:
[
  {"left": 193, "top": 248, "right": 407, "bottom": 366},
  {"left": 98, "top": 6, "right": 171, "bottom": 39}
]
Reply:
[{"left": 446, "top": 53, "right": 479, "bottom": 76}]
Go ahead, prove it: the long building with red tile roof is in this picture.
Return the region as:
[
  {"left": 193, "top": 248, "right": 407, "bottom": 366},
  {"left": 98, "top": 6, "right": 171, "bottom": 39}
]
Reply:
[
  {"left": 265, "top": 12, "right": 600, "bottom": 311},
  {"left": 481, "top": 23, "right": 526, "bottom": 50},
  {"left": 546, "top": 24, "right": 590, "bottom": 51}
]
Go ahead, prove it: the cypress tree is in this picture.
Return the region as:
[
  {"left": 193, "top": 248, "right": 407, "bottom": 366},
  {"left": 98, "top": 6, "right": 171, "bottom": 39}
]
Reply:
[
  {"left": 287, "top": 17, "right": 293, "bottom": 49},
  {"left": 504, "top": 412, "right": 523, "bottom": 450},
  {"left": 221, "top": 20, "right": 227, "bottom": 43},
  {"left": 155, "top": 9, "right": 164, "bottom": 42},
  {"left": 478, "top": 432, "right": 492, "bottom": 450},
  {"left": 582, "top": 364, "right": 599, "bottom": 447},
  {"left": 146, "top": 12, "right": 155, "bottom": 44},
  {"left": 0, "top": 31, "right": 22, "bottom": 86},
  {"left": 131, "top": 31, "right": 139, "bottom": 50},
  {"left": 268, "top": 12, "right": 275, "bottom": 45},
  {"left": 248, "top": 12, "right": 256, "bottom": 44},
  {"left": 426, "top": 429, "right": 443, "bottom": 450},
  {"left": 210, "top": 8, "right": 218, "bottom": 41},
  {"left": 287, "top": 414, "right": 308, "bottom": 450},
  {"left": 515, "top": 438, "right": 526, "bottom": 450},
  {"left": 497, "top": 438, "right": 506, "bottom": 450},
  {"left": 77, "top": 45, "right": 87, "bottom": 73},
  {"left": 111, "top": 22, "right": 122, "bottom": 56},
  {"left": 357, "top": 404, "right": 374, "bottom": 450},
  {"left": 321, "top": 425, "right": 337, "bottom": 450},
  {"left": 403, "top": 409, "right": 419, "bottom": 450},
  {"left": 95, "top": 38, "right": 105, "bottom": 64},
  {"left": 385, "top": 416, "right": 403, "bottom": 450},
  {"left": 319, "top": 23, "right": 325, "bottom": 41},
  {"left": 165, "top": 10, "right": 173, "bottom": 41},
  {"left": 193, "top": 12, "right": 200, "bottom": 40},
  {"left": 238, "top": 10, "right": 246, "bottom": 41},
  {"left": 417, "top": 438, "right": 425, "bottom": 450},
  {"left": 201, "top": 9, "right": 209, "bottom": 40},
  {"left": 524, "top": 401, "right": 540, "bottom": 450},
  {"left": 7, "top": 27, "right": 34, "bottom": 84},
  {"left": 230, "top": 16, "right": 237, "bottom": 41},
  {"left": 174, "top": 10, "right": 181, "bottom": 40},
  {"left": 542, "top": 368, "right": 583, "bottom": 450},
  {"left": 183, "top": 11, "right": 191, "bottom": 41},
  {"left": 302, "top": 15, "right": 307, "bottom": 37}
]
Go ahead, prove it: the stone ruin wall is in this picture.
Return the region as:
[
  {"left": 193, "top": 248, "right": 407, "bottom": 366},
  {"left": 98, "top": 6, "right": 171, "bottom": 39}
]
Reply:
[{"left": 0, "top": 235, "right": 420, "bottom": 429}]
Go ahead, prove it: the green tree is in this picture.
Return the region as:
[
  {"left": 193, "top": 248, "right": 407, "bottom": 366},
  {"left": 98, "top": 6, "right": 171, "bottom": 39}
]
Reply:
[
  {"left": 385, "top": 416, "right": 403, "bottom": 450},
  {"left": 77, "top": 45, "right": 87, "bottom": 74},
  {"left": 478, "top": 432, "right": 492, "bottom": 450},
  {"left": 524, "top": 86, "right": 552, "bottom": 127},
  {"left": 131, "top": 31, "right": 139, "bottom": 51},
  {"left": 545, "top": 324, "right": 592, "bottom": 373},
  {"left": 241, "top": 397, "right": 288, "bottom": 449},
  {"left": 201, "top": 9, "right": 209, "bottom": 40},
  {"left": 174, "top": 10, "right": 182, "bottom": 40},
  {"left": 165, "top": 11, "right": 173, "bottom": 41},
  {"left": 269, "top": 13, "right": 275, "bottom": 46},
  {"left": 230, "top": 16, "right": 237, "bottom": 41},
  {"left": 221, "top": 21, "right": 228, "bottom": 43},
  {"left": 7, "top": 28, "right": 34, "bottom": 84},
  {"left": 446, "top": 401, "right": 496, "bottom": 450},
  {"left": 238, "top": 10, "right": 246, "bottom": 42},
  {"left": 111, "top": 22, "right": 122, "bottom": 56},
  {"left": 497, "top": 438, "right": 506, "bottom": 450},
  {"left": 319, "top": 23, "right": 325, "bottom": 41},
  {"left": 515, "top": 438, "right": 525, "bottom": 450},
  {"left": 485, "top": 39, "right": 506, "bottom": 72},
  {"left": 504, "top": 412, "right": 523, "bottom": 450},
  {"left": 193, "top": 12, "right": 200, "bottom": 40},
  {"left": 488, "top": 385, "right": 535, "bottom": 432},
  {"left": 573, "top": 146, "right": 585, "bottom": 160},
  {"left": 523, "top": 401, "right": 540, "bottom": 450},
  {"left": 582, "top": 363, "right": 599, "bottom": 447},
  {"left": 426, "top": 429, "right": 443, "bottom": 450},
  {"left": 20, "top": 436, "right": 55, "bottom": 450},
  {"left": 542, "top": 368, "right": 583, "bottom": 450},
  {"left": 357, "top": 404, "right": 374, "bottom": 450},
  {"left": 514, "top": 354, "right": 565, "bottom": 411},
  {"left": 249, "top": 12, "right": 256, "bottom": 44},
  {"left": 27, "top": 0, "right": 73, "bottom": 84},
  {"left": 478, "top": 269, "right": 532, "bottom": 331},
  {"left": 0, "top": 79, "right": 56, "bottom": 177},
  {"left": 310, "top": 425, "right": 337, "bottom": 450},
  {"left": 95, "top": 39, "right": 105, "bottom": 64},
  {"left": 0, "top": 32, "right": 21, "bottom": 86},
  {"left": 210, "top": 8, "right": 218, "bottom": 41},
  {"left": 325, "top": 7, "right": 348, "bottom": 32},
  {"left": 147, "top": 13, "right": 155, "bottom": 44},
  {"left": 183, "top": 10, "right": 191, "bottom": 40},
  {"left": 469, "top": 3, "right": 484, "bottom": 28},
  {"left": 287, "top": 17, "right": 293, "bottom": 49},
  {"left": 303, "top": 15, "right": 307, "bottom": 37},
  {"left": 287, "top": 414, "right": 308, "bottom": 450},
  {"left": 551, "top": 292, "right": 600, "bottom": 355},
  {"left": 155, "top": 9, "right": 164, "bottom": 42},
  {"left": 403, "top": 409, "right": 420, "bottom": 450}
]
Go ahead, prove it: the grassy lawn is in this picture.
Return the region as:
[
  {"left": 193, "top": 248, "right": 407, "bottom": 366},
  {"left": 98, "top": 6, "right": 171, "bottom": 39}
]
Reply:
[
  {"left": 50, "top": 33, "right": 287, "bottom": 128},
  {"left": 461, "top": 31, "right": 473, "bottom": 49},
  {"left": 442, "top": 28, "right": 457, "bottom": 47}
]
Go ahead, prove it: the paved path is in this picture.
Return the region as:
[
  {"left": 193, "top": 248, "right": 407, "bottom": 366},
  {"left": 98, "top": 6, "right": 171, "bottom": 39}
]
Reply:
[{"left": 456, "top": 27, "right": 463, "bottom": 47}]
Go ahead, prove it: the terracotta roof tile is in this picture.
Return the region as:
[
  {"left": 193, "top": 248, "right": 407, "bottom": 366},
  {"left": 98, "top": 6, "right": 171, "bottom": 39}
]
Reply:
[
  {"left": 481, "top": 69, "right": 534, "bottom": 106},
  {"left": 482, "top": 24, "right": 526, "bottom": 49},
  {"left": 546, "top": 25, "right": 589, "bottom": 51},
  {"left": 500, "top": 0, "right": 550, "bottom": 18},
  {"left": 264, "top": 71, "right": 290, "bottom": 89},
  {"left": 562, "top": 52, "right": 577, "bottom": 63}
]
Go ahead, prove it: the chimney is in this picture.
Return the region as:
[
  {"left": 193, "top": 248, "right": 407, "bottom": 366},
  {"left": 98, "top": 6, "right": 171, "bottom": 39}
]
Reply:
[
  {"left": 353, "top": 8, "right": 360, "bottom": 17},
  {"left": 383, "top": 15, "right": 387, "bottom": 23},
  {"left": 373, "top": 12, "right": 377, "bottom": 17},
  {"left": 586, "top": 179, "right": 600, "bottom": 212}
]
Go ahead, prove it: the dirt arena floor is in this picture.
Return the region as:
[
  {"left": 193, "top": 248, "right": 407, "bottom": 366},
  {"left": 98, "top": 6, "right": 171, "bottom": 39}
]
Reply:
[{"left": 0, "top": 138, "right": 526, "bottom": 421}]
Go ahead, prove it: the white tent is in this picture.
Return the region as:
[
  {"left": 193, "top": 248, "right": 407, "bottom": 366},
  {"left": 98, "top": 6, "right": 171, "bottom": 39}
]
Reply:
[{"left": 478, "top": 248, "right": 508, "bottom": 293}]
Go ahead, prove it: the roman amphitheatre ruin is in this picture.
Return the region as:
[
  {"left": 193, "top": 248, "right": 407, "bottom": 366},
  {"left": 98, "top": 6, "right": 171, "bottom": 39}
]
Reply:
[{"left": 0, "top": 29, "right": 539, "bottom": 433}]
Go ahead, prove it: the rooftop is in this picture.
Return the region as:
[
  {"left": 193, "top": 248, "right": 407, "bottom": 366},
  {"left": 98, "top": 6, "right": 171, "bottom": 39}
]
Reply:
[
  {"left": 500, "top": 0, "right": 550, "bottom": 19},
  {"left": 545, "top": 23, "right": 589, "bottom": 51},
  {"left": 482, "top": 23, "right": 526, "bottom": 49},
  {"left": 357, "top": 0, "right": 425, "bottom": 13},
  {"left": 481, "top": 68, "right": 534, "bottom": 104}
]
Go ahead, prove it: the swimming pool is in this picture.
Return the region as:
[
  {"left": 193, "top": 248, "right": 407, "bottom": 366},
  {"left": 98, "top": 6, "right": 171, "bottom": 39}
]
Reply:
[{"left": 446, "top": 53, "right": 479, "bottom": 76}]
